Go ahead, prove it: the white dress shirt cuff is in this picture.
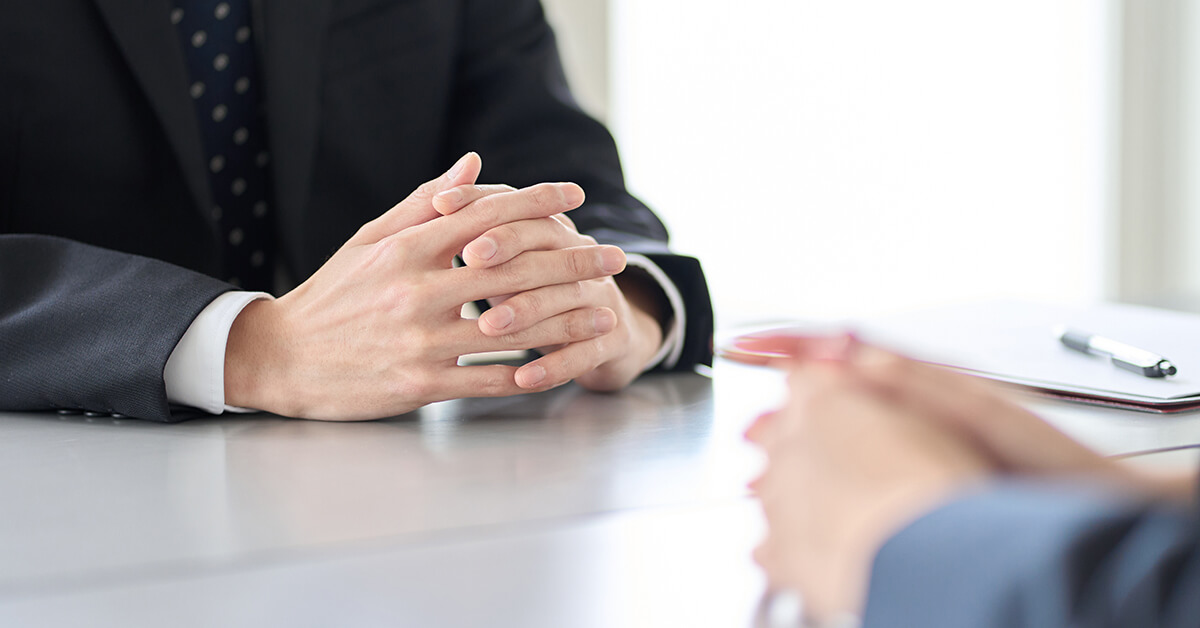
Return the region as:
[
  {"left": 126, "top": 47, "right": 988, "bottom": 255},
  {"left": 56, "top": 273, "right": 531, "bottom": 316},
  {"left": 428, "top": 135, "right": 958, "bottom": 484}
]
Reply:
[
  {"left": 624, "top": 254, "right": 686, "bottom": 372},
  {"left": 164, "top": 291, "right": 273, "bottom": 415}
]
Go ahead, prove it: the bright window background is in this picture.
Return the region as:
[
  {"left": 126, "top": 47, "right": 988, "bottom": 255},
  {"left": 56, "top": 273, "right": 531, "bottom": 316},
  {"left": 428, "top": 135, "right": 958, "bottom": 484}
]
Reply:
[{"left": 604, "top": 1, "right": 1115, "bottom": 328}]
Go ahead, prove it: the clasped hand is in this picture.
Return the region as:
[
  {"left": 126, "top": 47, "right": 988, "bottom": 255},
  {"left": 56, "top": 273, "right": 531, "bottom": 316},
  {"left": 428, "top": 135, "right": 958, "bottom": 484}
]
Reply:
[
  {"left": 224, "top": 153, "right": 665, "bottom": 420},
  {"left": 727, "top": 333, "right": 1197, "bottom": 622}
]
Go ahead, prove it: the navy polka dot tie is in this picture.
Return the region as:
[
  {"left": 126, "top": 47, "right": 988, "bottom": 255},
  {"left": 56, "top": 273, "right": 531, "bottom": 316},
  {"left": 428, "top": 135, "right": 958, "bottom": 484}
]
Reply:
[{"left": 171, "top": 0, "right": 275, "bottom": 292}]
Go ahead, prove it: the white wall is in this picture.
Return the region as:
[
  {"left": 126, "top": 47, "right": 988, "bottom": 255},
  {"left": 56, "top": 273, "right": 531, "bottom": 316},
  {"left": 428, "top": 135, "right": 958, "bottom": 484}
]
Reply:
[{"left": 610, "top": 1, "right": 1115, "bottom": 328}]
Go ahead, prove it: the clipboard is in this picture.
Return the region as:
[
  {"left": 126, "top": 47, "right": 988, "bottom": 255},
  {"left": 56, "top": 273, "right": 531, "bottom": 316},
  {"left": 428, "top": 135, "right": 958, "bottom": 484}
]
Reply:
[{"left": 854, "top": 301, "right": 1200, "bottom": 414}]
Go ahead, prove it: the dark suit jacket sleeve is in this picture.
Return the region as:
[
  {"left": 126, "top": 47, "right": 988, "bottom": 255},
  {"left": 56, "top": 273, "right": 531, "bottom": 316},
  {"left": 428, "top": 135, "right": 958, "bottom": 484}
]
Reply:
[
  {"left": 446, "top": 0, "right": 713, "bottom": 368},
  {"left": 0, "top": 234, "right": 231, "bottom": 422},
  {"left": 862, "top": 480, "right": 1200, "bottom": 627}
]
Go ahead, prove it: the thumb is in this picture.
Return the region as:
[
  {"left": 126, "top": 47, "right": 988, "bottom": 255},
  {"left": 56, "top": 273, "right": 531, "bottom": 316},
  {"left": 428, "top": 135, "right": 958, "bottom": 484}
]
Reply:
[
  {"left": 351, "top": 152, "right": 482, "bottom": 245},
  {"left": 413, "top": 151, "right": 483, "bottom": 204}
]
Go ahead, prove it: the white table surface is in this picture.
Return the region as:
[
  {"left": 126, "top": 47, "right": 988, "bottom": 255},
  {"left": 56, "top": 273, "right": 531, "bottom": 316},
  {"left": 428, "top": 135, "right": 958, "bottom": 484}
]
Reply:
[{"left": 2, "top": 360, "right": 1197, "bottom": 627}]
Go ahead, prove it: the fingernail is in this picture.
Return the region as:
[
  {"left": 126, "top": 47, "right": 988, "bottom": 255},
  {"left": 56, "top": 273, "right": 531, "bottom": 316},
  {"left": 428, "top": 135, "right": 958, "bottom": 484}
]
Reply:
[
  {"left": 558, "top": 183, "right": 585, "bottom": 207},
  {"left": 593, "top": 308, "right": 615, "bottom": 333},
  {"left": 436, "top": 187, "right": 464, "bottom": 205},
  {"left": 599, "top": 246, "right": 626, "bottom": 273},
  {"left": 447, "top": 152, "right": 472, "bottom": 180},
  {"left": 466, "top": 237, "right": 498, "bottom": 261},
  {"left": 483, "top": 305, "right": 514, "bottom": 330},
  {"left": 520, "top": 364, "right": 546, "bottom": 387},
  {"left": 804, "top": 333, "right": 858, "bottom": 363}
]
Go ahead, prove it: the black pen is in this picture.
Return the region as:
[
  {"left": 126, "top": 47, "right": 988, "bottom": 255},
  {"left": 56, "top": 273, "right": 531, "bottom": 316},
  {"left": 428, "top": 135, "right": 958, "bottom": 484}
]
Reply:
[{"left": 1058, "top": 328, "right": 1178, "bottom": 378}]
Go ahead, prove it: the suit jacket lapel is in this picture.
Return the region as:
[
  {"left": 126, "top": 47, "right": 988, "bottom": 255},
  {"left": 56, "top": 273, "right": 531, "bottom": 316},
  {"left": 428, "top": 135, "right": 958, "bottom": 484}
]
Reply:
[
  {"left": 91, "top": 0, "right": 213, "bottom": 223},
  {"left": 258, "top": 0, "right": 331, "bottom": 227}
]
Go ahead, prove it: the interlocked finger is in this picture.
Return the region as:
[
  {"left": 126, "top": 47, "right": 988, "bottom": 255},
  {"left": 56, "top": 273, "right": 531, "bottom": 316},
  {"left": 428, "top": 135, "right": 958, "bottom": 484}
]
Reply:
[
  {"left": 419, "top": 364, "right": 526, "bottom": 403},
  {"left": 514, "top": 333, "right": 615, "bottom": 389},
  {"left": 451, "top": 245, "right": 626, "bottom": 305},
  {"left": 351, "top": 152, "right": 481, "bottom": 246},
  {"left": 432, "top": 184, "right": 518, "bottom": 216},
  {"left": 443, "top": 306, "right": 617, "bottom": 357},
  {"left": 462, "top": 215, "right": 594, "bottom": 268},
  {"left": 478, "top": 280, "right": 610, "bottom": 336},
  {"left": 847, "top": 346, "right": 1093, "bottom": 472},
  {"left": 413, "top": 182, "right": 586, "bottom": 259}
]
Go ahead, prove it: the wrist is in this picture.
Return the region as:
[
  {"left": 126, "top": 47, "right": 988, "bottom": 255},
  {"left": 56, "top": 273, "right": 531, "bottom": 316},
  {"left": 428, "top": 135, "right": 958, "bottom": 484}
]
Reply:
[
  {"left": 628, "top": 302, "right": 665, "bottom": 370},
  {"left": 224, "top": 299, "right": 289, "bottom": 413},
  {"left": 615, "top": 269, "right": 670, "bottom": 369}
]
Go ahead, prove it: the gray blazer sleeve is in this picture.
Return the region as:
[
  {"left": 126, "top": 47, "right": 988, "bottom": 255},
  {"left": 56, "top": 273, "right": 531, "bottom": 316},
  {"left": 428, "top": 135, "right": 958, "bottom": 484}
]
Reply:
[
  {"left": 863, "top": 479, "right": 1200, "bottom": 627},
  {"left": 0, "top": 235, "right": 232, "bottom": 422}
]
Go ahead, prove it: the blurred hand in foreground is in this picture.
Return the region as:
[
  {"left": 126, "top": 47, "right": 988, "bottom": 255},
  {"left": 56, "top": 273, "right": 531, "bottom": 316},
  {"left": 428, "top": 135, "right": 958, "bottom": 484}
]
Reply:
[{"left": 727, "top": 333, "right": 1196, "bottom": 621}]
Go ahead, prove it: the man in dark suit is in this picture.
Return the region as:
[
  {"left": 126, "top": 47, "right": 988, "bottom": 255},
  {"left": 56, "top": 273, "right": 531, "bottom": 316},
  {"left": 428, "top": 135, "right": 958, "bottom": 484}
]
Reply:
[
  {"left": 732, "top": 334, "right": 1200, "bottom": 627},
  {"left": 0, "top": 0, "right": 713, "bottom": 422}
]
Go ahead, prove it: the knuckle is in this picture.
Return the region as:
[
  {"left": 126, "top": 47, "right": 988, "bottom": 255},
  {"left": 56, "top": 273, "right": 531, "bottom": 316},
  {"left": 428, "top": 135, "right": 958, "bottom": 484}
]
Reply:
[
  {"left": 393, "top": 372, "right": 435, "bottom": 403},
  {"left": 480, "top": 371, "right": 515, "bottom": 396},
  {"left": 529, "top": 183, "right": 562, "bottom": 211},
  {"left": 490, "top": 224, "right": 519, "bottom": 249},
  {"left": 411, "top": 373, "right": 437, "bottom": 400},
  {"left": 563, "top": 312, "right": 588, "bottom": 341},
  {"left": 499, "top": 327, "right": 532, "bottom": 347},
  {"left": 365, "top": 235, "right": 403, "bottom": 269},
  {"left": 565, "top": 248, "right": 590, "bottom": 277},
  {"left": 375, "top": 283, "right": 411, "bottom": 313},
  {"left": 510, "top": 292, "right": 542, "bottom": 320},
  {"left": 403, "top": 281, "right": 435, "bottom": 309},
  {"left": 406, "top": 325, "right": 437, "bottom": 353},
  {"left": 470, "top": 195, "right": 502, "bottom": 228},
  {"left": 493, "top": 256, "right": 527, "bottom": 286}
]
